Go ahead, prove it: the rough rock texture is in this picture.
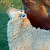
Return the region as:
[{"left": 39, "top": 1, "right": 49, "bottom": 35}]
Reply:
[
  {"left": 7, "top": 7, "right": 50, "bottom": 50},
  {"left": 22, "top": 0, "right": 50, "bottom": 30}
]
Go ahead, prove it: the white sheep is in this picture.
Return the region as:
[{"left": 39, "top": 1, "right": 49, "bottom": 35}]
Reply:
[
  {"left": 32, "top": 28, "right": 50, "bottom": 50},
  {"left": 7, "top": 7, "right": 33, "bottom": 50},
  {"left": 7, "top": 7, "right": 50, "bottom": 50},
  {"left": 7, "top": 7, "right": 24, "bottom": 50}
]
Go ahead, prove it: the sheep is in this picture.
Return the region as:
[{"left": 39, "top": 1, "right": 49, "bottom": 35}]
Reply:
[
  {"left": 22, "top": 0, "right": 50, "bottom": 30},
  {"left": 32, "top": 28, "right": 50, "bottom": 50},
  {"left": 7, "top": 8, "right": 23, "bottom": 50},
  {"left": 7, "top": 7, "right": 33, "bottom": 50},
  {"left": 7, "top": 7, "right": 50, "bottom": 50}
]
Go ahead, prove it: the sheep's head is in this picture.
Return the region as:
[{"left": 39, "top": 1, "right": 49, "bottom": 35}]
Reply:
[
  {"left": 6, "top": 7, "right": 26, "bottom": 19},
  {"left": 7, "top": 7, "right": 31, "bottom": 27}
]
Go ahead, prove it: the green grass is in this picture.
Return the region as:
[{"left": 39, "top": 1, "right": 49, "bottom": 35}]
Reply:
[
  {"left": 0, "top": 12, "right": 9, "bottom": 50},
  {"left": 0, "top": 0, "right": 23, "bottom": 50}
]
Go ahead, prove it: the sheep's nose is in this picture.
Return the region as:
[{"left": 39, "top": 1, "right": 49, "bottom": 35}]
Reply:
[{"left": 21, "top": 10, "right": 22, "bottom": 12}]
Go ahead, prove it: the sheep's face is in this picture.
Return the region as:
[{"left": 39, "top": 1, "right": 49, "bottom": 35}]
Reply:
[{"left": 7, "top": 7, "right": 26, "bottom": 19}]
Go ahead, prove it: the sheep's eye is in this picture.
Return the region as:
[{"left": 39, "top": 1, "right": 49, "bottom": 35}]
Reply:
[
  {"left": 22, "top": 15, "right": 25, "bottom": 17},
  {"left": 20, "top": 14, "right": 26, "bottom": 18},
  {"left": 20, "top": 13, "right": 27, "bottom": 18}
]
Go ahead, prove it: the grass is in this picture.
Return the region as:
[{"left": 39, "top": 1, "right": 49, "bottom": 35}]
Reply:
[
  {"left": 0, "top": 12, "right": 9, "bottom": 50},
  {"left": 0, "top": 0, "right": 23, "bottom": 50}
]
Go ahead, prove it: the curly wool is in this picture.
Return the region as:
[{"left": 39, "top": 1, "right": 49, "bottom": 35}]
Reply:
[
  {"left": 7, "top": 18, "right": 23, "bottom": 50},
  {"left": 7, "top": 7, "right": 50, "bottom": 50},
  {"left": 7, "top": 7, "right": 33, "bottom": 50}
]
